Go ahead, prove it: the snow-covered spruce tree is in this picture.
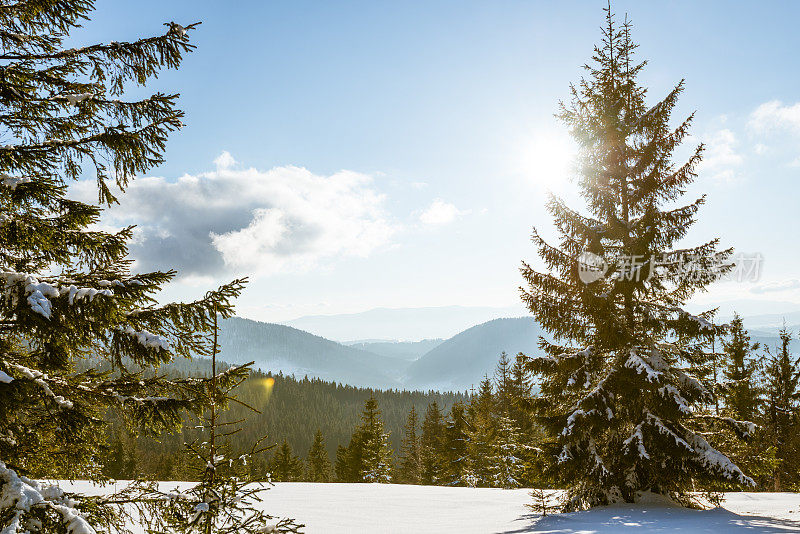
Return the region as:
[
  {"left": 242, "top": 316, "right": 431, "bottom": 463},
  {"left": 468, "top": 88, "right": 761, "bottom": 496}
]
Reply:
[
  {"left": 520, "top": 9, "right": 754, "bottom": 509},
  {"left": 150, "top": 306, "right": 303, "bottom": 534},
  {"left": 358, "top": 395, "right": 392, "bottom": 483},
  {"left": 0, "top": 2, "right": 240, "bottom": 532},
  {"left": 487, "top": 413, "right": 524, "bottom": 489}
]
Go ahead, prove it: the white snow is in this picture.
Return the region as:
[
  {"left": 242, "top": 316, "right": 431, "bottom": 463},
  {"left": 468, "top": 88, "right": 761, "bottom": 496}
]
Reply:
[
  {"left": 0, "top": 463, "right": 96, "bottom": 534},
  {"left": 0, "top": 371, "right": 12, "bottom": 384},
  {"left": 54, "top": 481, "right": 800, "bottom": 534},
  {"left": 0, "top": 174, "right": 30, "bottom": 190},
  {"left": 6, "top": 364, "right": 74, "bottom": 409},
  {"left": 58, "top": 93, "right": 93, "bottom": 105},
  {"left": 119, "top": 325, "right": 171, "bottom": 351},
  {"left": 0, "top": 268, "right": 114, "bottom": 320}
]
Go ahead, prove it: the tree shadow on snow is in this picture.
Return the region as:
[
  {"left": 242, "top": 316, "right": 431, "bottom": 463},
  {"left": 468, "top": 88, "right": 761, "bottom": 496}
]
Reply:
[{"left": 497, "top": 507, "right": 800, "bottom": 534}]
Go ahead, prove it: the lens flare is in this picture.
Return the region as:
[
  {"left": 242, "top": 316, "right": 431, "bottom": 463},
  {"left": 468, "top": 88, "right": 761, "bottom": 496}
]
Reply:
[{"left": 261, "top": 377, "right": 275, "bottom": 402}]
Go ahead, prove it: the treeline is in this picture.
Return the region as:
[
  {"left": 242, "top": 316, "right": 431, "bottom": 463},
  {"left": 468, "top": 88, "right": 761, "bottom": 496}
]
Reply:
[
  {"left": 99, "top": 314, "right": 799, "bottom": 491},
  {"left": 706, "top": 316, "right": 800, "bottom": 490},
  {"left": 98, "top": 358, "right": 465, "bottom": 481},
  {"left": 265, "top": 315, "right": 800, "bottom": 491},
  {"left": 244, "top": 316, "right": 800, "bottom": 491},
  {"left": 331, "top": 351, "right": 543, "bottom": 488}
]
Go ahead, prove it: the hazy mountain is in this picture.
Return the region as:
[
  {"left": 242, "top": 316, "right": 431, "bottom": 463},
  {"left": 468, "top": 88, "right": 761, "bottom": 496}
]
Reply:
[
  {"left": 283, "top": 305, "right": 527, "bottom": 342},
  {"left": 217, "top": 317, "right": 407, "bottom": 389},
  {"left": 404, "top": 317, "right": 546, "bottom": 391},
  {"left": 345, "top": 339, "right": 444, "bottom": 361},
  {"left": 218, "top": 310, "right": 799, "bottom": 394},
  {"left": 740, "top": 311, "right": 800, "bottom": 332},
  {"left": 218, "top": 316, "right": 545, "bottom": 392},
  {"left": 687, "top": 299, "right": 800, "bottom": 321}
]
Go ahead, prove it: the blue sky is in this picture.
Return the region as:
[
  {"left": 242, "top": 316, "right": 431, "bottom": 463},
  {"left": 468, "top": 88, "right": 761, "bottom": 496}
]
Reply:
[{"left": 75, "top": 1, "right": 800, "bottom": 324}]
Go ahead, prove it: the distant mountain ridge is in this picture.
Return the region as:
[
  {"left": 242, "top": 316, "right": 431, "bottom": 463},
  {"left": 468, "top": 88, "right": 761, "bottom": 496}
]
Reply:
[
  {"left": 283, "top": 305, "right": 527, "bottom": 342},
  {"left": 345, "top": 339, "right": 444, "bottom": 361},
  {"left": 221, "top": 309, "right": 799, "bottom": 392},
  {"left": 404, "top": 317, "right": 545, "bottom": 391},
  {"left": 218, "top": 315, "right": 544, "bottom": 391},
  {"left": 218, "top": 317, "right": 407, "bottom": 389}
]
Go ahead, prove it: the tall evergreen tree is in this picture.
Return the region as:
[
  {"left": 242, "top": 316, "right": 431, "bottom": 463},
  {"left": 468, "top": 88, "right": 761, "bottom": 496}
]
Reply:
[
  {"left": 357, "top": 395, "right": 392, "bottom": 483},
  {"left": 763, "top": 328, "right": 800, "bottom": 491},
  {"left": 721, "top": 314, "right": 760, "bottom": 422},
  {"left": 334, "top": 445, "right": 355, "bottom": 483},
  {"left": 306, "top": 430, "right": 332, "bottom": 482},
  {"left": 0, "top": 3, "right": 278, "bottom": 531},
  {"left": 270, "top": 439, "right": 304, "bottom": 482},
  {"left": 520, "top": 7, "right": 753, "bottom": 509},
  {"left": 465, "top": 378, "right": 496, "bottom": 487},
  {"left": 509, "top": 352, "right": 535, "bottom": 435},
  {"left": 397, "top": 406, "right": 422, "bottom": 484},
  {"left": 442, "top": 401, "right": 471, "bottom": 486},
  {"left": 494, "top": 352, "right": 514, "bottom": 415},
  {"left": 488, "top": 413, "right": 524, "bottom": 489},
  {"left": 419, "top": 401, "right": 446, "bottom": 485}
]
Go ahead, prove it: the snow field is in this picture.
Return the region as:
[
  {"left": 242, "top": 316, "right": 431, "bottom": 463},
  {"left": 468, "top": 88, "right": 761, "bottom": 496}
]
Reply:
[{"left": 58, "top": 481, "right": 800, "bottom": 533}]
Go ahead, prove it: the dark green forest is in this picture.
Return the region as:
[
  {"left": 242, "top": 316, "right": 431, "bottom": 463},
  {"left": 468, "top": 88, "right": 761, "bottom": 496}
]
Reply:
[
  {"left": 102, "top": 316, "right": 800, "bottom": 492},
  {"left": 99, "top": 357, "right": 465, "bottom": 481}
]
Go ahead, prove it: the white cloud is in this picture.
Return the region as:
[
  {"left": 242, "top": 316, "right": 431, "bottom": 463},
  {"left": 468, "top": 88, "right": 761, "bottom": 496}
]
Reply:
[
  {"left": 213, "top": 150, "right": 236, "bottom": 169},
  {"left": 751, "top": 279, "right": 800, "bottom": 294},
  {"left": 418, "top": 199, "right": 466, "bottom": 226},
  {"left": 697, "top": 129, "right": 743, "bottom": 183},
  {"left": 73, "top": 155, "right": 396, "bottom": 277},
  {"left": 754, "top": 143, "right": 768, "bottom": 155},
  {"left": 748, "top": 100, "right": 800, "bottom": 134}
]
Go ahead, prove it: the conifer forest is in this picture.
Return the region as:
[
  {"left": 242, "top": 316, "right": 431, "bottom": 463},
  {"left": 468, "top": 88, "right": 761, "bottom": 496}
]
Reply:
[{"left": 1, "top": 1, "right": 799, "bottom": 533}]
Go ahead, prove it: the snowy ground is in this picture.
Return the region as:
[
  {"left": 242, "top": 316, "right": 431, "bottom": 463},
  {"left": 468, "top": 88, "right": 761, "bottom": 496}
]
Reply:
[{"left": 60, "top": 481, "right": 800, "bottom": 533}]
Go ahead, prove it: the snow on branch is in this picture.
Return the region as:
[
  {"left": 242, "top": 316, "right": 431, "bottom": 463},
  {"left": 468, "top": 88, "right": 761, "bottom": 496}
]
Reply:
[
  {"left": 1, "top": 268, "right": 116, "bottom": 319},
  {"left": 624, "top": 347, "right": 663, "bottom": 382},
  {"left": 684, "top": 430, "right": 755, "bottom": 486},
  {"left": 657, "top": 384, "right": 692, "bottom": 414},
  {"left": 678, "top": 309, "right": 715, "bottom": 332},
  {"left": 0, "top": 174, "right": 31, "bottom": 190},
  {"left": 644, "top": 411, "right": 691, "bottom": 451},
  {"left": 118, "top": 325, "right": 171, "bottom": 352},
  {"left": 623, "top": 424, "right": 650, "bottom": 459},
  {"left": 0, "top": 461, "right": 96, "bottom": 534},
  {"left": 7, "top": 364, "right": 74, "bottom": 409}
]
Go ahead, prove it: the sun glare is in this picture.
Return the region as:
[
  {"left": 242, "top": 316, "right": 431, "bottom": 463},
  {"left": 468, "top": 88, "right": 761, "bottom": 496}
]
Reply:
[{"left": 513, "top": 129, "right": 576, "bottom": 193}]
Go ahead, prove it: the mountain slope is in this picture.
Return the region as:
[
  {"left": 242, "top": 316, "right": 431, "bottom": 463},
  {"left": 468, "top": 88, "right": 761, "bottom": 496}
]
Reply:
[
  {"left": 284, "top": 305, "right": 527, "bottom": 341},
  {"left": 218, "top": 317, "right": 407, "bottom": 388},
  {"left": 346, "top": 339, "right": 444, "bottom": 361},
  {"left": 404, "top": 317, "right": 545, "bottom": 391}
]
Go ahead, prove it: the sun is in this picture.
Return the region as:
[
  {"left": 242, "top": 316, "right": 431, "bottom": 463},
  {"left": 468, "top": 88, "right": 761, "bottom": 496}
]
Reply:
[{"left": 513, "top": 128, "right": 576, "bottom": 193}]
